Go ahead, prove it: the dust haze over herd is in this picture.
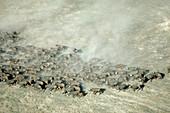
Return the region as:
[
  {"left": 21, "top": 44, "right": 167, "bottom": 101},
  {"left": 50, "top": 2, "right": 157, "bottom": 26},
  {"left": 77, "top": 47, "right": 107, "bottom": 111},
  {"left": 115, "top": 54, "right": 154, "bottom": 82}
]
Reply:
[{"left": 0, "top": 0, "right": 140, "bottom": 64}]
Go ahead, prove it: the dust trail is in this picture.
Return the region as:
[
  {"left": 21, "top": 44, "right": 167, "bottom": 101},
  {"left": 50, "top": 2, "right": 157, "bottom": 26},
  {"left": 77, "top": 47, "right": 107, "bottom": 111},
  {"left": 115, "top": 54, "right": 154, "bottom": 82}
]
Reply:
[{"left": 0, "top": 0, "right": 137, "bottom": 64}]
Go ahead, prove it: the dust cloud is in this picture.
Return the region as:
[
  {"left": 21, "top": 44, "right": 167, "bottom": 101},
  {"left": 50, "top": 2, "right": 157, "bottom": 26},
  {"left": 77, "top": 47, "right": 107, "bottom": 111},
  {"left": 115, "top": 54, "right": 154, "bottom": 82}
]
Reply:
[{"left": 0, "top": 0, "right": 138, "bottom": 64}]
